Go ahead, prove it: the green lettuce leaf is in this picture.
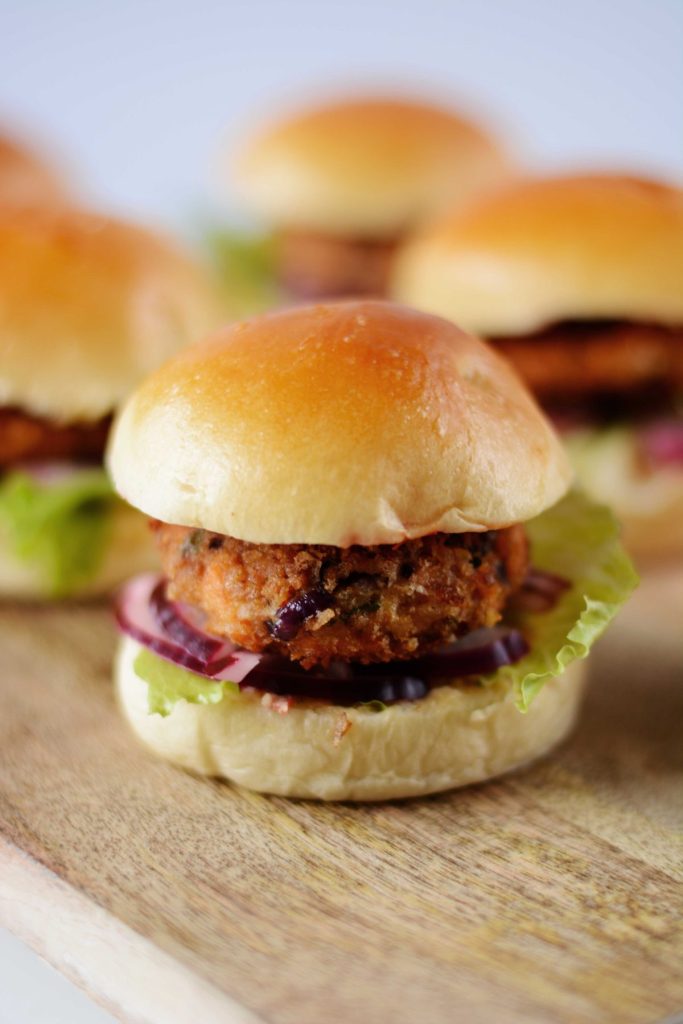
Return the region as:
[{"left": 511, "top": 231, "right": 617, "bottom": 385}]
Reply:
[
  {"left": 205, "top": 228, "right": 280, "bottom": 316},
  {"left": 497, "top": 490, "right": 638, "bottom": 709},
  {"left": 0, "top": 467, "right": 116, "bottom": 596},
  {"left": 132, "top": 490, "right": 637, "bottom": 716},
  {"left": 134, "top": 647, "right": 238, "bottom": 716}
]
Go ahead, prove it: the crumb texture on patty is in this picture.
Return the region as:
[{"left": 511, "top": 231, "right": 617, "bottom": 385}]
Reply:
[{"left": 152, "top": 522, "right": 529, "bottom": 668}]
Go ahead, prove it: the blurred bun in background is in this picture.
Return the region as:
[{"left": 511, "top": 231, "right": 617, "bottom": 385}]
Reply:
[
  {"left": 0, "top": 130, "right": 68, "bottom": 207},
  {"left": 0, "top": 204, "right": 225, "bottom": 599},
  {"left": 0, "top": 205, "right": 224, "bottom": 420},
  {"left": 394, "top": 174, "right": 683, "bottom": 561},
  {"left": 230, "top": 95, "right": 513, "bottom": 300}
]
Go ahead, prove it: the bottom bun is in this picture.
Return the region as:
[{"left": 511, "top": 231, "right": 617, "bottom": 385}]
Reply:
[
  {"left": 566, "top": 428, "right": 683, "bottom": 563},
  {"left": 0, "top": 502, "right": 157, "bottom": 599},
  {"left": 116, "top": 636, "right": 586, "bottom": 801}
]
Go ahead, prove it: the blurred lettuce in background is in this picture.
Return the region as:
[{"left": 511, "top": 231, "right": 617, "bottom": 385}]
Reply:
[
  {"left": 0, "top": 468, "right": 116, "bottom": 597},
  {"left": 205, "top": 227, "right": 281, "bottom": 317}
]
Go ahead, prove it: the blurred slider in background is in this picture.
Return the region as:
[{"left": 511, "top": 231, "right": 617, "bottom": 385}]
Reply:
[
  {"left": 211, "top": 94, "right": 513, "bottom": 311},
  {"left": 0, "top": 203, "right": 224, "bottom": 598},
  {"left": 394, "top": 174, "right": 683, "bottom": 562}
]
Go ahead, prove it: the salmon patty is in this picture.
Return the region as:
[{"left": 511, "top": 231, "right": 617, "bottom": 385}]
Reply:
[{"left": 152, "top": 523, "right": 529, "bottom": 668}]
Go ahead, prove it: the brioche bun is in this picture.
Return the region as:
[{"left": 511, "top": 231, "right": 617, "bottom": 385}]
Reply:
[
  {"left": 117, "top": 635, "right": 585, "bottom": 801},
  {"left": 394, "top": 174, "right": 683, "bottom": 335},
  {"left": 108, "top": 301, "right": 571, "bottom": 545},
  {"left": 0, "top": 205, "right": 224, "bottom": 422},
  {"left": 0, "top": 132, "right": 66, "bottom": 206},
  {"left": 0, "top": 500, "right": 156, "bottom": 600},
  {"left": 233, "top": 96, "right": 512, "bottom": 238}
]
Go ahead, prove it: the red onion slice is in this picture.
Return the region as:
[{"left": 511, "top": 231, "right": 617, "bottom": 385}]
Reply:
[
  {"left": 409, "top": 626, "right": 529, "bottom": 677},
  {"left": 244, "top": 626, "right": 528, "bottom": 705},
  {"left": 512, "top": 568, "right": 571, "bottom": 613},
  {"left": 115, "top": 575, "right": 529, "bottom": 705},
  {"left": 115, "top": 574, "right": 259, "bottom": 682},
  {"left": 638, "top": 419, "right": 683, "bottom": 467},
  {"left": 14, "top": 460, "right": 101, "bottom": 485},
  {"left": 209, "top": 650, "right": 262, "bottom": 683},
  {"left": 150, "top": 580, "right": 230, "bottom": 662}
]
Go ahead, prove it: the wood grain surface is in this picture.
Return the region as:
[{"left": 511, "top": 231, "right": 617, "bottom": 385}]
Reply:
[{"left": 0, "top": 568, "right": 681, "bottom": 1024}]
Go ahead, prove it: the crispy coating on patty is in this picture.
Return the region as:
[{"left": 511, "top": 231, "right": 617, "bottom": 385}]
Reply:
[
  {"left": 492, "top": 320, "right": 683, "bottom": 400},
  {"left": 0, "top": 407, "right": 110, "bottom": 467},
  {"left": 276, "top": 229, "right": 397, "bottom": 299},
  {"left": 152, "top": 523, "right": 529, "bottom": 668}
]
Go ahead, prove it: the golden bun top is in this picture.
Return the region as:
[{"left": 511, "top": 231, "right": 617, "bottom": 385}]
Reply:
[
  {"left": 0, "top": 133, "right": 67, "bottom": 206},
  {"left": 0, "top": 205, "right": 224, "bottom": 421},
  {"left": 233, "top": 96, "right": 512, "bottom": 237},
  {"left": 108, "top": 301, "right": 571, "bottom": 546},
  {"left": 394, "top": 174, "right": 683, "bottom": 335}
]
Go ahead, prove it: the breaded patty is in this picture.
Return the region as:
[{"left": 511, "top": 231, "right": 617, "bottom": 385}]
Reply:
[
  {"left": 0, "top": 407, "right": 110, "bottom": 466},
  {"left": 152, "top": 523, "right": 529, "bottom": 668},
  {"left": 493, "top": 320, "right": 683, "bottom": 400}
]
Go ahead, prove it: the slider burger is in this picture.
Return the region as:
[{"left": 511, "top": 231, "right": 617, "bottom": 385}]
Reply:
[
  {"left": 108, "top": 301, "right": 636, "bottom": 801},
  {"left": 0, "top": 130, "right": 67, "bottom": 206},
  {"left": 394, "top": 174, "right": 683, "bottom": 560},
  {"left": 231, "top": 95, "right": 512, "bottom": 301},
  {"left": 0, "top": 205, "right": 222, "bottom": 597}
]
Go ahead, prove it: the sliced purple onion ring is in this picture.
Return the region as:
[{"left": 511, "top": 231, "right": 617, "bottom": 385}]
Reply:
[
  {"left": 638, "top": 419, "right": 683, "bottom": 467},
  {"left": 244, "top": 626, "right": 528, "bottom": 705},
  {"left": 150, "top": 580, "right": 229, "bottom": 662},
  {"left": 513, "top": 568, "right": 571, "bottom": 613},
  {"left": 115, "top": 575, "right": 530, "bottom": 705},
  {"left": 15, "top": 460, "right": 100, "bottom": 485},
  {"left": 404, "top": 626, "right": 529, "bottom": 677},
  {"left": 115, "top": 574, "right": 259, "bottom": 682}
]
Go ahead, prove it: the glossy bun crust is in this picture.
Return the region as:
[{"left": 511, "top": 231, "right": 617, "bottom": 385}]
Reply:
[
  {"left": 394, "top": 175, "right": 683, "bottom": 335},
  {"left": 109, "top": 301, "right": 571, "bottom": 545},
  {"left": 117, "top": 636, "right": 585, "bottom": 801},
  {"left": 0, "top": 205, "right": 223, "bottom": 421},
  {"left": 234, "top": 97, "right": 511, "bottom": 237}
]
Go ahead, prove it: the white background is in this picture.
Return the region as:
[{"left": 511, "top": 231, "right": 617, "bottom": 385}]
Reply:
[
  {"left": 2, "top": 0, "right": 682, "bottom": 233},
  {"left": 1, "top": 1, "right": 681, "bottom": 1021}
]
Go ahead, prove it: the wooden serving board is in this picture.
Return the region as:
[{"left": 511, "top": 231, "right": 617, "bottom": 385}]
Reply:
[{"left": 1, "top": 570, "right": 682, "bottom": 1024}]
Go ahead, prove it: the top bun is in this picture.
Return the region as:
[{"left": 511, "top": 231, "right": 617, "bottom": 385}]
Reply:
[
  {"left": 0, "top": 205, "right": 224, "bottom": 421},
  {"left": 0, "top": 132, "right": 66, "bottom": 206},
  {"left": 233, "top": 96, "right": 511, "bottom": 238},
  {"left": 394, "top": 174, "right": 683, "bottom": 335},
  {"left": 108, "top": 301, "right": 571, "bottom": 546}
]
